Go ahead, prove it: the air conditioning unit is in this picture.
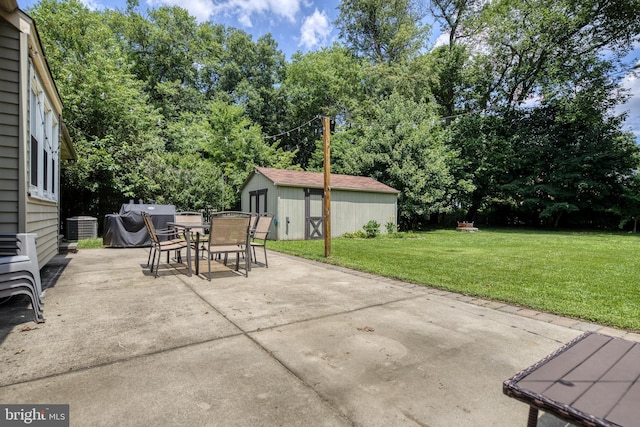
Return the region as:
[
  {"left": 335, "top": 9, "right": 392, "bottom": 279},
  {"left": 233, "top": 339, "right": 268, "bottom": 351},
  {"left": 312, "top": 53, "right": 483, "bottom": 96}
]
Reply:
[{"left": 66, "top": 216, "right": 97, "bottom": 240}]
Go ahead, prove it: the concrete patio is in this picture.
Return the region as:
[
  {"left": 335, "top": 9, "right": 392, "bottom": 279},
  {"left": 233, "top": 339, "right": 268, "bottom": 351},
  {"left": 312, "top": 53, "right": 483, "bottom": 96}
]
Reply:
[{"left": 0, "top": 247, "right": 637, "bottom": 426}]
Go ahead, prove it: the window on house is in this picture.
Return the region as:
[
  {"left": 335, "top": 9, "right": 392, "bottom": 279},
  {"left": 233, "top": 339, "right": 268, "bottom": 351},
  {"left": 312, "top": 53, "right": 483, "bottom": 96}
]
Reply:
[
  {"left": 29, "top": 64, "right": 60, "bottom": 202},
  {"left": 249, "top": 189, "right": 268, "bottom": 214}
]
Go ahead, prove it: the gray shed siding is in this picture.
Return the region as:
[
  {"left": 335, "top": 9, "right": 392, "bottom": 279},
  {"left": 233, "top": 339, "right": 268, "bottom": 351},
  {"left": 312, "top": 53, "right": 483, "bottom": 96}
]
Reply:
[
  {"left": 240, "top": 172, "right": 278, "bottom": 238},
  {"left": 0, "top": 19, "right": 20, "bottom": 232},
  {"left": 276, "top": 186, "right": 306, "bottom": 240},
  {"left": 275, "top": 187, "right": 397, "bottom": 240},
  {"left": 331, "top": 190, "right": 397, "bottom": 236},
  {"left": 241, "top": 172, "right": 277, "bottom": 214}
]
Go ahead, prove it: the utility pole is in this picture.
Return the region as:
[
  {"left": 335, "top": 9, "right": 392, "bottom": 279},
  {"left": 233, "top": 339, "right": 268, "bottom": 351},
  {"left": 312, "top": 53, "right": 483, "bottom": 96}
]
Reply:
[{"left": 323, "top": 116, "right": 331, "bottom": 257}]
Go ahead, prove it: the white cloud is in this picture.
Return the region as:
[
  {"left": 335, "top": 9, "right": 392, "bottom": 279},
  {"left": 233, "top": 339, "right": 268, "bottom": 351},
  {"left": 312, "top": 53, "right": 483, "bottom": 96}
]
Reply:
[
  {"left": 81, "top": 0, "right": 105, "bottom": 11},
  {"left": 616, "top": 71, "right": 640, "bottom": 141},
  {"left": 212, "top": 0, "right": 301, "bottom": 27},
  {"left": 146, "top": 0, "right": 215, "bottom": 22},
  {"left": 432, "top": 31, "right": 449, "bottom": 49},
  {"left": 298, "top": 8, "right": 330, "bottom": 50},
  {"left": 144, "top": 0, "right": 302, "bottom": 25}
]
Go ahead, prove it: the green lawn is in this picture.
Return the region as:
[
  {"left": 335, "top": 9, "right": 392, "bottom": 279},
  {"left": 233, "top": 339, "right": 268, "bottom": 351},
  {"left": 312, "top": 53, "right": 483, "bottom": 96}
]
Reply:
[
  {"left": 75, "top": 238, "right": 104, "bottom": 249},
  {"left": 269, "top": 229, "right": 640, "bottom": 331}
]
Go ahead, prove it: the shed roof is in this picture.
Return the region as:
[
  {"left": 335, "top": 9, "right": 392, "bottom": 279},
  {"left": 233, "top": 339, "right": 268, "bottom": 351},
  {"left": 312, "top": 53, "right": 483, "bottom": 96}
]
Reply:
[{"left": 248, "top": 167, "right": 399, "bottom": 194}]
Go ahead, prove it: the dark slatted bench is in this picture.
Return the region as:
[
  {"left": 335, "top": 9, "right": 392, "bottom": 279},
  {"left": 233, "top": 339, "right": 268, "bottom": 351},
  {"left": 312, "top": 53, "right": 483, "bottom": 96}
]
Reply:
[{"left": 503, "top": 332, "right": 640, "bottom": 427}]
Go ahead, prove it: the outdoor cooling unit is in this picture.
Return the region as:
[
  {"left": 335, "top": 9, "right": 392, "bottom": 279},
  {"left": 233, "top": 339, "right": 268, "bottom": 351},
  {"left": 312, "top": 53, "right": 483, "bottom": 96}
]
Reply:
[{"left": 66, "top": 216, "right": 98, "bottom": 240}]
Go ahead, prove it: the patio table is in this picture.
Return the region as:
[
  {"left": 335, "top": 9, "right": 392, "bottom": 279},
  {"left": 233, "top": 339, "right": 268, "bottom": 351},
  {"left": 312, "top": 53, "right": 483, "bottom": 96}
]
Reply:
[
  {"left": 503, "top": 331, "right": 640, "bottom": 427},
  {"left": 168, "top": 222, "right": 209, "bottom": 276}
]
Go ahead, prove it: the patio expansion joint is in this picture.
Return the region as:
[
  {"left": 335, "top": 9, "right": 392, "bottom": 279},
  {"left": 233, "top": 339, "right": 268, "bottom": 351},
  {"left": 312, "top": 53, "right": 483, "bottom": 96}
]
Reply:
[
  {"left": 175, "top": 274, "right": 357, "bottom": 426},
  {"left": 247, "top": 293, "right": 427, "bottom": 335},
  {"left": 0, "top": 333, "right": 246, "bottom": 390}
]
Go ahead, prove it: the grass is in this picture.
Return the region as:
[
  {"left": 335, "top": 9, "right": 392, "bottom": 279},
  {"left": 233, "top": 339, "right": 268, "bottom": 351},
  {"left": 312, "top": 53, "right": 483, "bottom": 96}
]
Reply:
[
  {"left": 269, "top": 229, "right": 640, "bottom": 331},
  {"left": 74, "top": 238, "right": 103, "bottom": 249}
]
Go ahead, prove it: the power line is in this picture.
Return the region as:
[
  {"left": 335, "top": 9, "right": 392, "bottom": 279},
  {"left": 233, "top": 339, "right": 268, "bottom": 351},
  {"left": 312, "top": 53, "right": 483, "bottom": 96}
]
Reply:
[
  {"left": 263, "top": 110, "right": 483, "bottom": 141},
  {"left": 265, "top": 115, "right": 322, "bottom": 140}
]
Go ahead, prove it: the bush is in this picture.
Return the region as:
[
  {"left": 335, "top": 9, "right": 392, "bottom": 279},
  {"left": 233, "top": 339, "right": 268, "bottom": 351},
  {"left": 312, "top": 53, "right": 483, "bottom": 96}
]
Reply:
[
  {"left": 343, "top": 230, "right": 367, "bottom": 238},
  {"left": 385, "top": 221, "right": 396, "bottom": 234},
  {"left": 363, "top": 220, "right": 380, "bottom": 238}
]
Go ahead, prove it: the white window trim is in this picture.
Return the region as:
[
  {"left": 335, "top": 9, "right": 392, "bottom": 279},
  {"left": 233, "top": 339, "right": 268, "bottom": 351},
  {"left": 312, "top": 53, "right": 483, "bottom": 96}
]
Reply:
[{"left": 29, "top": 63, "right": 59, "bottom": 203}]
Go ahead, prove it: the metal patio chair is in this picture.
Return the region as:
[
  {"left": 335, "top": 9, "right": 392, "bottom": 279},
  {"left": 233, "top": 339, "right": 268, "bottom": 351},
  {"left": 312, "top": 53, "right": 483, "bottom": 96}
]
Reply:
[
  {"left": 249, "top": 213, "right": 274, "bottom": 268},
  {"left": 142, "top": 211, "right": 188, "bottom": 277},
  {"left": 203, "top": 212, "right": 251, "bottom": 281}
]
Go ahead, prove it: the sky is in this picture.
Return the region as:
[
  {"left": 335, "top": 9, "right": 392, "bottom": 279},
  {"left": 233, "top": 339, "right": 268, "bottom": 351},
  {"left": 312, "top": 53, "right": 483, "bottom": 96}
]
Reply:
[
  {"left": 121, "top": 0, "right": 344, "bottom": 57},
  {"left": 18, "top": 0, "right": 640, "bottom": 141},
  {"left": 617, "top": 60, "right": 640, "bottom": 142}
]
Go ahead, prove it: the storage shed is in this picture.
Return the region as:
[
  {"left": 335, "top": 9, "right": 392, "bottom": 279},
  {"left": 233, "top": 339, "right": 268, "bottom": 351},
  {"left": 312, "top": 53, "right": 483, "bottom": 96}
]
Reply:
[
  {"left": 240, "top": 167, "right": 399, "bottom": 240},
  {"left": 0, "top": 0, "right": 75, "bottom": 267}
]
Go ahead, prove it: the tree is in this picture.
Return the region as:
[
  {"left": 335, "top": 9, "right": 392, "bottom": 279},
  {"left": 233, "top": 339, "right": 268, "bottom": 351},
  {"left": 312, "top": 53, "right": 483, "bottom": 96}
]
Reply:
[
  {"left": 335, "top": 0, "right": 430, "bottom": 63},
  {"left": 447, "top": 40, "right": 640, "bottom": 227},
  {"left": 611, "top": 173, "right": 640, "bottom": 232},
  {"left": 449, "top": 95, "right": 640, "bottom": 227},
  {"left": 431, "top": 0, "right": 640, "bottom": 226},
  {"left": 348, "top": 93, "right": 466, "bottom": 229},
  {"left": 121, "top": 6, "right": 201, "bottom": 101},
  {"left": 282, "top": 46, "right": 364, "bottom": 167},
  {"left": 446, "top": 111, "right": 515, "bottom": 222},
  {"left": 167, "top": 101, "right": 296, "bottom": 209},
  {"left": 220, "top": 33, "right": 288, "bottom": 138},
  {"left": 30, "top": 0, "right": 164, "bottom": 221},
  {"left": 421, "top": 0, "right": 486, "bottom": 118},
  {"left": 461, "top": 0, "right": 640, "bottom": 110},
  {"left": 27, "top": 0, "right": 640, "bottom": 231},
  {"left": 504, "top": 99, "right": 639, "bottom": 228},
  {"left": 428, "top": 0, "right": 482, "bottom": 45}
]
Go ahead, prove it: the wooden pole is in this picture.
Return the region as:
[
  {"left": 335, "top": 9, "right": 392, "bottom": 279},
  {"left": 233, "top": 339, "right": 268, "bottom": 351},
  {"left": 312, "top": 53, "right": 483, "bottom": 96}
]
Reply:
[{"left": 323, "top": 116, "right": 331, "bottom": 257}]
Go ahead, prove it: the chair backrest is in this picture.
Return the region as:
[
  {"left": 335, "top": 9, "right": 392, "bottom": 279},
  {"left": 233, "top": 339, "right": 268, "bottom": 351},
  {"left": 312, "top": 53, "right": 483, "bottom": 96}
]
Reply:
[
  {"left": 141, "top": 211, "right": 160, "bottom": 245},
  {"left": 208, "top": 213, "right": 251, "bottom": 247},
  {"left": 249, "top": 213, "right": 259, "bottom": 231},
  {"left": 175, "top": 212, "right": 203, "bottom": 226},
  {"left": 253, "top": 214, "right": 274, "bottom": 240},
  {"left": 213, "top": 211, "right": 247, "bottom": 217}
]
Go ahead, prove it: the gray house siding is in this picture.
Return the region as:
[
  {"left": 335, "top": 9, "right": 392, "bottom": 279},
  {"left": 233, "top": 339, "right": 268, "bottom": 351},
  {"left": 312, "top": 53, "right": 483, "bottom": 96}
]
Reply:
[
  {"left": 0, "top": 19, "right": 20, "bottom": 233},
  {"left": 26, "top": 198, "right": 58, "bottom": 266},
  {"left": 0, "top": 10, "right": 74, "bottom": 268}
]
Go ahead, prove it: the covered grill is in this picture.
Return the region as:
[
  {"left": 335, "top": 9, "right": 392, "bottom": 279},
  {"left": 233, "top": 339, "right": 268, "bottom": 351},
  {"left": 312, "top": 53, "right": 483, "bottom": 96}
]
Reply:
[{"left": 103, "top": 203, "right": 176, "bottom": 248}]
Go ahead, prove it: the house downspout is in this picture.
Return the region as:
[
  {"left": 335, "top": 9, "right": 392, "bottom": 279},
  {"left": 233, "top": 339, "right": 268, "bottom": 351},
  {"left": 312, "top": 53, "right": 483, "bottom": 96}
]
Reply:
[{"left": 17, "top": 30, "right": 29, "bottom": 233}]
